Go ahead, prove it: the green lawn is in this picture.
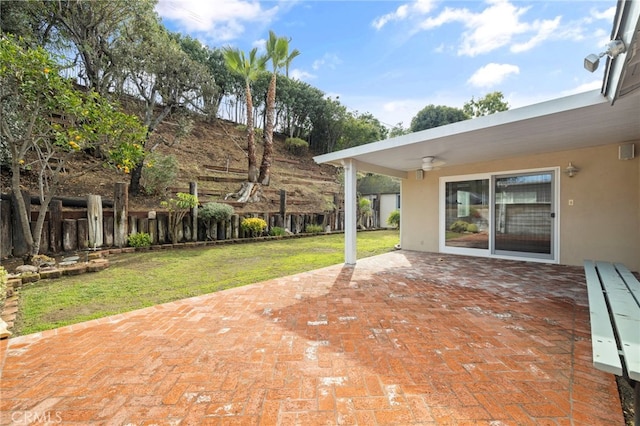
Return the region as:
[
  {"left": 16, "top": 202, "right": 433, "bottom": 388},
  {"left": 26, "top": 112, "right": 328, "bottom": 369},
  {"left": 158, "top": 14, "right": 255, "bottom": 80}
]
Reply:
[{"left": 14, "top": 230, "right": 399, "bottom": 336}]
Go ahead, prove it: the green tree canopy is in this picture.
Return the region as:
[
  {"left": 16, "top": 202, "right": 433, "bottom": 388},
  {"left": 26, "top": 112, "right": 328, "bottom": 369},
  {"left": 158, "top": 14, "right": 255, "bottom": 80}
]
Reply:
[
  {"left": 463, "top": 91, "right": 509, "bottom": 117},
  {"left": 410, "top": 105, "right": 469, "bottom": 132},
  {"left": 0, "top": 35, "right": 146, "bottom": 257}
]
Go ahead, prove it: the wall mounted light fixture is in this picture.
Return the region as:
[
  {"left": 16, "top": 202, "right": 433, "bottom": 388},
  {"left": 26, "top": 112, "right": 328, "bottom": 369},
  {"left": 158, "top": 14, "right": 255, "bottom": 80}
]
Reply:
[
  {"left": 584, "top": 39, "right": 626, "bottom": 72},
  {"left": 564, "top": 162, "right": 580, "bottom": 177}
]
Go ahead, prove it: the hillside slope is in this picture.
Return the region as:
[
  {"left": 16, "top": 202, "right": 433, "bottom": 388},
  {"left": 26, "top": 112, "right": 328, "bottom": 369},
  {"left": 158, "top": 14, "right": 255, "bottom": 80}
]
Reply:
[{"left": 3, "top": 117, "right": 342, "bottom": 214}]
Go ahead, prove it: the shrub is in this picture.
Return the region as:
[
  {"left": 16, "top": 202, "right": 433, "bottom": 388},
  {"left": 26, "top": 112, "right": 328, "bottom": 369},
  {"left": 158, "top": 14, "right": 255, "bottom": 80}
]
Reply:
[
  {"left": 387, "top": 210, "right": 400, "bottom": 228},
  {"left": 466, "top": 223, "right": 479, "bottom": 233},
  {"left": 199, "top": 202, "right": 234, "bottom": 223},
  {"left": 141, "top": 152, "right": 179, "bottom": 196},
  {"left": 128, "top": 232, "right": 152, "bottom": 248},
  {"left": 284, "top": 137, "right": 309, "bottom": 156},
  {"left": 241, "top": 217, "right": 267, "bottom": 236},
  {"left": 161, "top": 193, "right": 199, "bottom": 243},
  {"left": 305, "top": 224, "right": 324, "bottom": 234},
  {"left": 449, "top": 220, "right": 469, "bottom": 233},
  {"left": 269, "top": 226, "right": 287, "bottom": 236}
]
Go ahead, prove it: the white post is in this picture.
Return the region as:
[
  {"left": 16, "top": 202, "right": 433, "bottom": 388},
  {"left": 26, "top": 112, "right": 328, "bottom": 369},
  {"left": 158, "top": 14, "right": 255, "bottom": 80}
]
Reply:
[{"left": 342, "top": 159, "right": 357, "bottom": 265}]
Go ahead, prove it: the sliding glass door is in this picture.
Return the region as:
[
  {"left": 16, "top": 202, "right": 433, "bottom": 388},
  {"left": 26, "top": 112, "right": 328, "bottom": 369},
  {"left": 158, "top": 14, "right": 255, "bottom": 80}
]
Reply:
[
  {"left": 493, "top": 172, "right": 555, "bottom": 259},
  {"left": 441, "top": 169, "right": 557, "bottom": 262}
]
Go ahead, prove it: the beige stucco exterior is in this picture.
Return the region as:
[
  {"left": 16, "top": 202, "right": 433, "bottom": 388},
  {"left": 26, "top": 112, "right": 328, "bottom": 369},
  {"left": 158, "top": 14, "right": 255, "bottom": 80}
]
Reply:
[{"left": 400, "top": 142, "right": 640, "bottom": 271}]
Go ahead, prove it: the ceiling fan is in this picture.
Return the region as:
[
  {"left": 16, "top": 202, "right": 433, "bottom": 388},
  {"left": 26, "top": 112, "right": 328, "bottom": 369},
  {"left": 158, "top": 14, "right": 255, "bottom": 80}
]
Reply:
[{"left": 421, "top": 156, "right": 446, "bottom": 171}]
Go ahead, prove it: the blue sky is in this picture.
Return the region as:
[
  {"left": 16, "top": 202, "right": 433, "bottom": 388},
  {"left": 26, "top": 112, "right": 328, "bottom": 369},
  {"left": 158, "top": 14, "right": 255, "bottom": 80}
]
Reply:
[{"left": 156, "top": 0, "right": 616, "bottom": 129}]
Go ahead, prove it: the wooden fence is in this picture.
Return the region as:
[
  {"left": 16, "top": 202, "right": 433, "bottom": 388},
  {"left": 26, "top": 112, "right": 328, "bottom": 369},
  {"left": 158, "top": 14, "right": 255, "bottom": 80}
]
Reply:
[{"left": 0, "top": 183, "right": 344, "bottom": 259}]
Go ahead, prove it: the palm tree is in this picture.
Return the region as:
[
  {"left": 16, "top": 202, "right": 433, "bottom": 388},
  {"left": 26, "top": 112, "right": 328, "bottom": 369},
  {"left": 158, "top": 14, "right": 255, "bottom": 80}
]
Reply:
[
  {"left": 223, "top": 47, "right": 266, "bottom": 183},
  {"left": 259, "top": 31, "right": 299, "bottom": 185}
]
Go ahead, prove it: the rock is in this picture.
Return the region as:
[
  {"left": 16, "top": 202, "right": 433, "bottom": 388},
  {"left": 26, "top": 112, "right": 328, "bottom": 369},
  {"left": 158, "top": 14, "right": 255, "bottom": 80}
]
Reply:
[
  {"left": 16, "top": 265, "right": 38, "bottom": 274},
  {"left": 0, "top": 319, "right": 12, "bottom": 339},
  {"left": 61, "top": 255, "right": 80, "bottom": 263}
]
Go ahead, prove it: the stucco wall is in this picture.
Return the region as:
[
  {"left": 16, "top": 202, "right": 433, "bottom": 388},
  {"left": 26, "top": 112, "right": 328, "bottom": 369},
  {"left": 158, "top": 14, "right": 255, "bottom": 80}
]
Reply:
[{"left": 400, "top": 142, "right": 640, "bottom": 271}]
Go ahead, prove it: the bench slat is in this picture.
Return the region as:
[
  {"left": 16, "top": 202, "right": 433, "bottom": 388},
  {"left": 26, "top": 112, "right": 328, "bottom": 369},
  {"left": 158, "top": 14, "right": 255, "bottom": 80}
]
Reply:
[
  {"left": 596, "top": 262, "right": 640, "bottom": 381},
  {"left": 584, "top": 260, "right": 623, "bottom": 376}
]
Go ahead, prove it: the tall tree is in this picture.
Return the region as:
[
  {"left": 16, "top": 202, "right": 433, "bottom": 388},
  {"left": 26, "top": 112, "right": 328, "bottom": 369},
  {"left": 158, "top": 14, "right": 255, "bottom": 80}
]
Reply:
[
  {"left": 410, "top": 105, "right": 469, "bottom": 132},
  {"left": 463, "top": 91, "right": 509, "bottom": 117},
  {"left": 259, "top": 30, "right": 299, "bottom": 185},
  {"left": 0, "top": 35, "right": 146, "bottom": 258},
  {"left": 121, "top": 26, "right": 216, "bottom": 195},
  {"left": 34, "top": 0, "right": 158, "bottom": 96},
  {"left": 223, "top": 47, "right": 267, "bottom": 183},
  {"left": 338, "top": 112, "right": 388, "bottom": 149}
]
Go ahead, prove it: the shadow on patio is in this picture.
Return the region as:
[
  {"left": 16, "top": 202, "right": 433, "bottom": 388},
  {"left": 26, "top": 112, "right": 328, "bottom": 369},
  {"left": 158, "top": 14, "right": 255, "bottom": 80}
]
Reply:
[{"left": 0, "top": 251, "right": 623, "bottom": 425}]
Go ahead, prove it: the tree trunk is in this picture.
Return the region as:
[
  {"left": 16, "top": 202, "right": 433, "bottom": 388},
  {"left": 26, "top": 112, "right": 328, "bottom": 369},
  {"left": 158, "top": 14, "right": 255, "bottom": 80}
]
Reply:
[
  {"left": 11, "top": 163, "right": 33, "bottom": 255},
  {"left": 259, "top": 73, "right": 277, "bottom": 186},
  {"left": 129, "top": 162, "right": 143, "bottom": 196}
]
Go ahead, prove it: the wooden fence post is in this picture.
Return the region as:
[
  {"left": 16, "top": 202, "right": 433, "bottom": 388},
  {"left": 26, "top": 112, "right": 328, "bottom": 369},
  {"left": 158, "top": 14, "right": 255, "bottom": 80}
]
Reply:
[
  {"left": 0, "top": 199, "right": 12, "bottom": 258},
  {"left": 48, "top": 199, "right": 63, "bottom": 253},
  {"left": 114, "top": 183, "right": 128, "bottom": 248},
  {"left": 87, "top": 194, "right": 103, "bottom": 249},
  {"left": 77, "top": 218, "right": 89, "bottom": 250},
  {"left": 63, "top": 219, "right": 77, "bottom": 252}
]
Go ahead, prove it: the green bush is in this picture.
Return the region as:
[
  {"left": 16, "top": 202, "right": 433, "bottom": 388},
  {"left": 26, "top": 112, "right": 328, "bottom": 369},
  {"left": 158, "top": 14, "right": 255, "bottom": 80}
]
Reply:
[
  {"left": 449, "top": 220, "right": 470, "bottom": 233},
  {"left": 199, "top": 202, "right": 234, "bottom": 222},
  {"left": 128, "top": 232, "right": 152, "bottom": 248},
  {"left": 387, "top": 210, "right": 400, "bottom": 228},
  {"left": 305, "top": 224, "right": 324, "bottom": 234},
  {"left": 141, "top": 152, "right": 179, "bottom": 196},
  {"left": 284, "top": 137, "right": 309, "bottom": 156},
  {"left": 269, "top": 226, "right": 287, "bottom": 236},
  {"left": 466, "top": 223, "right": 479, "bottom": 233},
  {"left": 241, "top": 217, "right": 267, "bottom": 236}
]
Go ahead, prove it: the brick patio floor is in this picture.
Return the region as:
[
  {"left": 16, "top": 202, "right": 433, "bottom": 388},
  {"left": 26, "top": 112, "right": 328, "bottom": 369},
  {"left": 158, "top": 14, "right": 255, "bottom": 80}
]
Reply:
[{"left": 0, "top": 251, "right": 623, "bottom": 425}]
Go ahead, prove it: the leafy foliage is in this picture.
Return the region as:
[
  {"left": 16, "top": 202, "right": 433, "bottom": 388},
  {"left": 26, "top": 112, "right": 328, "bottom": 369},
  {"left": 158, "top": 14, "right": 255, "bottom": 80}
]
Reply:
[
  {"left": 305, "top": 224, "right": 324, "bottom": 234},
  {"left": 284, "top": 137, "right": 309, "bottom": 156},
  {"left": 269, "top": 226, "right": 287, "bottom": 236},
  {"left": 160, "top": 193, "right": 198, "bottom": 243},
  {"left": 387, "top": 210, "right": 400, "bottom": 228},
  {"left": 410, "top": 105, "right": 469, "bottom": 132},
  {"left": 127, "top": 232, "right": 152, "bottom": 248},
  {"left": 463, "top": 91, "right": 509, "bottom": 118},
  {"left": 0, "top": 35, "right": 146, "bottom": 256},
  {"left": 141, "top": 152, "right": 179, "bottom": 196},
  {"left": 241, "top": 217, "right": 268, "bottom": 236},
  {"left": 337, "top": 112, "right": 388, "bottom": 149},
  {"left": 199, "top": 202, "right": 235, "bottom": 222}
]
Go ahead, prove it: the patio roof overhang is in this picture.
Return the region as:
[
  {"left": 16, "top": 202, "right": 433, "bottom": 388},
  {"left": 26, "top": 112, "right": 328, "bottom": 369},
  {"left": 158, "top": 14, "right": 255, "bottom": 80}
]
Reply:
[{"left": 313, "top": 89, "right": 640, "bottom": 178}]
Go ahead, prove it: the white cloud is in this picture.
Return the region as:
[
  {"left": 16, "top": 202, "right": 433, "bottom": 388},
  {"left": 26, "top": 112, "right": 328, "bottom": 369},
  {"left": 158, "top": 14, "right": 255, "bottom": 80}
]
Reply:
[
  {"left": 511, "top": 16, "right": 561, "bottom": 53},
  {"left": 467, "top": 63, "right": 520, "bottom": 88},
  {"left": 312, "top": 53, "right": 341, "bottom": 71},
  {"left": 372, "top": 0, "right": 436, "bottom": 30},
  {"left": 290, "top": 68, "right": 315, "bottom": 81},
  {"left": 155, "top": 0, "right": 278, "bottom": 41}
]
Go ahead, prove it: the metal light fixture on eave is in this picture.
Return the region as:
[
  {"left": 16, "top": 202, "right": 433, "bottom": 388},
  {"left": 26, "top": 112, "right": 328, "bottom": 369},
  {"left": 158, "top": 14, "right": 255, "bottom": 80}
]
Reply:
[
  {"left": 584, "top": 39, "right": 626, "bottom": 72},
  {"left": 564, "top": 162, "right": 580, "bottom": 177},
  {"left": 421, "top": 156, "right": 435, "bottom": 171}
]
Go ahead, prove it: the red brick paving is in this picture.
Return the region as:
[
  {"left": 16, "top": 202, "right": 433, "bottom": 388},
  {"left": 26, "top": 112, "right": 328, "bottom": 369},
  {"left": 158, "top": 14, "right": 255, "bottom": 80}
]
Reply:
[{"left": 0, "top": 251, "right": 624, "bottom": 425}]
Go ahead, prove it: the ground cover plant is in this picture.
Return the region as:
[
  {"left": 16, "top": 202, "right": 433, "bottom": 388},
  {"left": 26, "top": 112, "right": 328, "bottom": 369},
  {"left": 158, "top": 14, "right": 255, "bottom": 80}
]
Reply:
[{"left": 14, "top": 230, "right": 398, "bottom": 336}]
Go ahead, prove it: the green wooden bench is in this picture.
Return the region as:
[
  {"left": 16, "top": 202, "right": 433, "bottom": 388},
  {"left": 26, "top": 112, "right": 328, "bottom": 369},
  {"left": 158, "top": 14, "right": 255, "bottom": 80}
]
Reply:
[{"left": 584, "top": 260, "right": 640, "bottom": 425}]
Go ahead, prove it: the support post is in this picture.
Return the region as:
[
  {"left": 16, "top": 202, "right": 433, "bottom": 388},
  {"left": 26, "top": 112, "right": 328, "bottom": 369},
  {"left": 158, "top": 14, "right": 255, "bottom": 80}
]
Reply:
[{"left": 342, "top": 159, "right": 357, "bottom": 265}]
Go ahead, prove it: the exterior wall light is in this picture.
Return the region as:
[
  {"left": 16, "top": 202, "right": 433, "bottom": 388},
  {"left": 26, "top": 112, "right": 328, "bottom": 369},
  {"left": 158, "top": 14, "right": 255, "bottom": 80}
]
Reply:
[
  {"left": 584, "top": 39, "right": 626, "bottom": 72},
  {"left": 564, "top": 162, "right": 580, "bottom": 177}
]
